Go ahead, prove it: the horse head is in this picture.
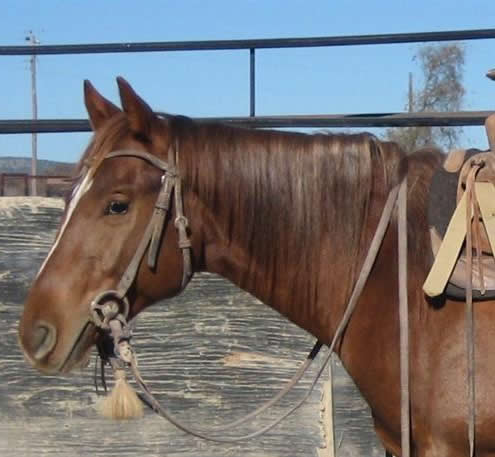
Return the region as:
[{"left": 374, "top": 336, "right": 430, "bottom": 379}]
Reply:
[{"left": 18, "top": 78, "right": 196, "bottom": 374}]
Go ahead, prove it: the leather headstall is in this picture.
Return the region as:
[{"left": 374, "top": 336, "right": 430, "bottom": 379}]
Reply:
[{"left": 90, "top": 145, "right": 193, "bottom": 329}]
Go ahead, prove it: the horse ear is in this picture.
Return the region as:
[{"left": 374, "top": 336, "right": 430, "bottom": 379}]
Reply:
[
  {"left": 83, "top": 80, "right": 121, "bottom": 131},
  {"left": 116, "top": 76, "right": 155, "bottom": 138}
]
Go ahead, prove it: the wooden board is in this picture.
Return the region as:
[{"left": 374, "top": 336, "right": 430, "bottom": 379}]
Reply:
[{"left": 0, "top": 197, "right": 383, "bottom": 457}]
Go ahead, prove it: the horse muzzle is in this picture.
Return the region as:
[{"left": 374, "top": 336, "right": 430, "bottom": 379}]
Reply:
[{"left": 19, "top": 313, "right": 97, "bottom": 374}]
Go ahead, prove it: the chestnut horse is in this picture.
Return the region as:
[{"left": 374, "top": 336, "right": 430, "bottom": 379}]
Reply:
[{"left": 18, "top": 77, "right": 495, "bottom": 457}]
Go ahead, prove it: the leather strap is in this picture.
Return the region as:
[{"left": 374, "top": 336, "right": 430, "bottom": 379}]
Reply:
[
  {"left": 423, "top": 192, "right": 472, "bottom": 298},
  {"left": 170, "top": 143, "right": 193, "bottom": 288},
  {"left": 147, "top": 170, "right": 175, "bottom": 269},
  {"left": 398, "top": 178, "right": 410, "bottom": 457},
  {"left": 105, "top": 149, "right": 169, "bottom": 171},
  {"left": 465, "top": 165, "right": 481, "bottom": 457}
]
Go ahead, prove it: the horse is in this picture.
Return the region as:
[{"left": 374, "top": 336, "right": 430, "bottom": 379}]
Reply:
[{"left": 18, "top": 77, "right": 495, "bottom": 457}]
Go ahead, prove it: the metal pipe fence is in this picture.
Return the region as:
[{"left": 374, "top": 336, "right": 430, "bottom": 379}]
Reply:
[
  {"left": 1, "top": 28, "right": 494, "bottom": 133},
  {"left": 1, "top": 111, "right": 494, "bottom": 134}
]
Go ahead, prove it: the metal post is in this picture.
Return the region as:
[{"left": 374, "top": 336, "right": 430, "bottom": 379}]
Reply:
[
  {"left": 26, "top": 32, "right": 39, "bottom": 196},
  {"left": 249, "top": 48, "right": 255, "bottom": 117}
]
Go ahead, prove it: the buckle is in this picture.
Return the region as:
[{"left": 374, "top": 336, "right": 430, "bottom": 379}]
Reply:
[{"left": 174, "top": 215, "right": 189, "bottom": 229}]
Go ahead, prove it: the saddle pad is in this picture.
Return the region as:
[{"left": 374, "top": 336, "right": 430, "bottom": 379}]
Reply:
[{"left": 428, "top": 149, "right": 479, "bottom": 239}]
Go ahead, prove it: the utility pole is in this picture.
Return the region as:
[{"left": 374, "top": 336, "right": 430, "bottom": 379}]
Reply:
[
  {"left": 26, "top": 31, "right": 39, "bottom": 196},
  {"left": 408, "top": 72, "right": 414, "bottom": 113}
]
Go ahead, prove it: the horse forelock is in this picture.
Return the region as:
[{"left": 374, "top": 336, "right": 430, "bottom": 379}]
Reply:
[
  {"left": 79, "top": 114, "right": 131, "bottom": 180},
  {"left": 177, "top": 122, "right": 406, "bottom": 311}
]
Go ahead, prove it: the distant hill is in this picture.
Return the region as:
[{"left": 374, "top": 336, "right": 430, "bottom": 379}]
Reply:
[{"left": 0, "top": 157, "right": 75, "bottom": 176}]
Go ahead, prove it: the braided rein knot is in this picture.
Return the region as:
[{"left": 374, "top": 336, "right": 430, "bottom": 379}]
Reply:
[{"left": 90, "top": 289, "right": 136, "bottom": 367}]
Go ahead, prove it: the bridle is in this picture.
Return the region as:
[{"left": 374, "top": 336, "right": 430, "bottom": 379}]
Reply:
[
  {"left": 89, "top": 144, "right": 193, "bottom": 329},
  {"left": 85, "top": 142, "right": 409, "bottom": 448}
]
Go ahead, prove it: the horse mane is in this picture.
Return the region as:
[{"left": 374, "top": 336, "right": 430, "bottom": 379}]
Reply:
[
  {"left": 402, "top": 146, "right": 444, "bottom": 319},
  {"left": 175, "top": 117, "right": 407, "bottom": 313}
]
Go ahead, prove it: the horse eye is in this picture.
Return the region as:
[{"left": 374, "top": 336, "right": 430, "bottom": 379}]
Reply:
[{"left": 106, "top": 201, "right": 129, "bottom": 215}]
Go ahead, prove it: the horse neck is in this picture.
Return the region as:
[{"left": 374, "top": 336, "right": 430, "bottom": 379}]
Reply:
[{"left": 183, "top": 125, "right": 404, "bottom": 342}]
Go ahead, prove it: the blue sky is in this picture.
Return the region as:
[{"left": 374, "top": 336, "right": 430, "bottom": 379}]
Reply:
[{"left": 1, "top": 0, "right": 495, "bottom": 163}]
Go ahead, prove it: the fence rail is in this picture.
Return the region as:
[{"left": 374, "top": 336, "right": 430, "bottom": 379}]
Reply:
[
  {"left": 1, "top": 28, "right": 495, "bottom": 56},
  {"left": 1, "top": 111, "right": 494, "bottom": 134},
  {"left": 0, "top": 173, "right": 69, "bottom": 197}
]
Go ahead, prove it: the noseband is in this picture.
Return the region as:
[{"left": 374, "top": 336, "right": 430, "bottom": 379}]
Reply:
[{"left": 89, "top": 145, "right": 192, "bottom": 329}]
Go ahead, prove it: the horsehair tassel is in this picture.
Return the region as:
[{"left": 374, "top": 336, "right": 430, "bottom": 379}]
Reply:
[{"left": 99, "top": 363, "right": 143, "bottom": 420}]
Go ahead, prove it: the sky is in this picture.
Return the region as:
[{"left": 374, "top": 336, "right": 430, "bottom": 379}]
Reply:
[{"left": 1, "top": 0, "right": 495, "bottom": 164}]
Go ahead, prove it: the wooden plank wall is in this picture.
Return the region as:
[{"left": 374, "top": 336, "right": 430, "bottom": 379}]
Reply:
[{"left": 0, "top": 197, "right": 383, "bottom": 457}]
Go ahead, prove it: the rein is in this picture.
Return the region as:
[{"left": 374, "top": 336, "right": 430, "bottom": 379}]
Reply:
[
  {"left": 463, "top": 160, "right": 486, "bottom": 457},
  {"left": 89, "top": 146, "right": 410, "bottom": 448}
]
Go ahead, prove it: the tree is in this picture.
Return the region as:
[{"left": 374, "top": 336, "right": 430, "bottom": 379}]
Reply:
[{"left": 385, "top": 43, "right": 465, "bottom": 152}]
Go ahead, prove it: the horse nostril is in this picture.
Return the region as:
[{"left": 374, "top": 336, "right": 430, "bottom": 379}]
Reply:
[{"left": 31, "top": 322, "right": 57, "bottom": 360}]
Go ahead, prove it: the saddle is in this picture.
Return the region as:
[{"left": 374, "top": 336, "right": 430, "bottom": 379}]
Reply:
[
  {"left": 426, "top": 147, "right": 495, "bottom": 300},
  {"left": 423, "top": 112, "right": 495, "bottom": 457}
]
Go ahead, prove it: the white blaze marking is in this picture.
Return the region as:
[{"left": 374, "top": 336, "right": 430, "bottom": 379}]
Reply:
[{"left": 36, "top": 172, "right": 93, "bottom": 279}]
